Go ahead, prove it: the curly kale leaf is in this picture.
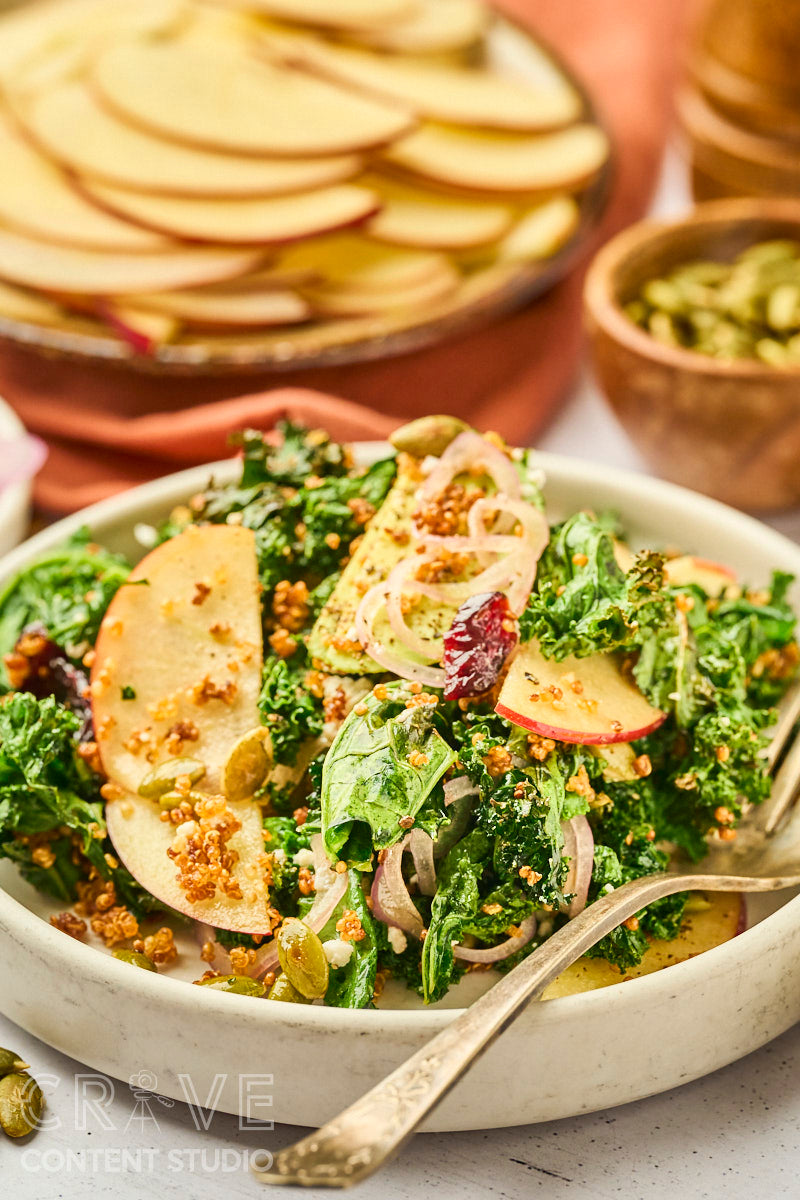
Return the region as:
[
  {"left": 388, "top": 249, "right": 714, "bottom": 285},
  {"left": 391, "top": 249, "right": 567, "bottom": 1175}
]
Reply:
[
  {"left": 188, "top": 430, "right": 396, "bottom": 600},
  {"left": 0, "top": 530, "right": 129, "bottom": 679},
  {"left": 518, "top": 512, "right": 669, "bottom": 659},
  {"left": 0, "top": 693, "right": 158, "bottom": 915},
  {"left": 258, "top": 658, "right": 323, "bottom": 767},
  {"left": 236, "top": 422, "right": 350, "bottom": 489}
]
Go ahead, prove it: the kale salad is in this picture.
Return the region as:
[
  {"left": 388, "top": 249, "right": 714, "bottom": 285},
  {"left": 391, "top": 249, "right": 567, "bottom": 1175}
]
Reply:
[{"left": 0, "top": 417, "right": 796, "bottom": 1008}]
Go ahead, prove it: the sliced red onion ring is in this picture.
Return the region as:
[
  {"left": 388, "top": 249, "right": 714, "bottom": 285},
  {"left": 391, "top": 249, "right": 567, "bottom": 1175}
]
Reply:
[
  {"left": 453, "top": 913, "right": 537, "bottom": 963},
  {"left": 370, "top": 834, "right": 424, "bottom": 939},
  {"left": 384, "top": 556, "right": 444, "bottom": 662},
  {"left": 560, "top": 815, "right": 595, "bottom": 917},
  {"left": 409, "top": 828, "right": 436, "bottom": 896},
  {"left": 355, "top": 581, "right": 446, "bottom": 687},
  {"left": 443, "top": 775, "right": 478, "bottom": 806},
  {"left": 416, "top": 431, "right": 521, "bottom": 519}
]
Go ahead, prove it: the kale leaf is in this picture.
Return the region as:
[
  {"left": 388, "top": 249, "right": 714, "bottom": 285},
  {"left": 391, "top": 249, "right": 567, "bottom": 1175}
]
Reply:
[
  {"left": 518, "top": 512, "right": 669, "bottom": 659},
  {"left": 258, "top": 658, "right": 323, "bottom": 767},
  {"left": 421, "top": 830, "right": 488, "bottom": 1003},
  {"left": 0, "top": 692, "right": 157, "bottom": 916},
  {"left": 0, "top": 530, "right": 129, "bottom": 680}
]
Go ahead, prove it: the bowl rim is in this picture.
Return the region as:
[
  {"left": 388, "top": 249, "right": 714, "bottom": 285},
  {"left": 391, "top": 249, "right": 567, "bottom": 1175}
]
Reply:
[
  {"left": 1, "top": 445, "right": 800, "bottom": 1034},
  {"left": 584, "top": 196, "right": 800, "bottom": 378},
  {"left": 0, "top": 11, "right": 613, "bottom": 376},
  {"left": 0, "top": 391, "right": 33, "bottom": 531}
]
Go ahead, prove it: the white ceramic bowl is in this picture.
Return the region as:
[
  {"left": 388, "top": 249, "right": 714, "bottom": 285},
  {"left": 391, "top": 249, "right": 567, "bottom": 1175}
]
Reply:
[
  {"left": 1, "top": 450, "right": 799, "bottom": 1132},
  {"left": 0, "top": 393, "right": 34, "bottom": 557}
]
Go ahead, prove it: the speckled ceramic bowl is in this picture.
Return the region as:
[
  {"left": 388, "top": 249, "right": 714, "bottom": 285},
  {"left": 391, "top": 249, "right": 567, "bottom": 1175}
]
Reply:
[{"left": 0, "top": 449, "right": 799, "bottom": 1131}]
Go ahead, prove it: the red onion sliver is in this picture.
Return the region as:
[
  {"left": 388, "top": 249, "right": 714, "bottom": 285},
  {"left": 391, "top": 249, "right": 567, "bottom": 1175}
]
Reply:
[
  {"left": 416, "top": 431, "right": 521, "bottom": 512},
  {"left": 561, "top": 815, "right": 595, "bottom": 917},
  {"left": 355, "top": 581, "right": 446, "bottom": 687},
  {"left": 453, "top": 913, "right": 537, "bottom": 963},
  {"left": 443, "top": 776, "right": 479, "bottom": 807},
  {"left": 409, "top": 829, "right": 437, "bottom": 896},
  {"left": 370, "top": 834, "right": 424, "bottom": 938}
]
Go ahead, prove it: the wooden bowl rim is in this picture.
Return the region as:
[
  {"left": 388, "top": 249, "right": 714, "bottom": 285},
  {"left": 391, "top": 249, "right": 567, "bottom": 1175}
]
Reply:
[{"left": 584, "top": 197, "right": 800, "bottom": 378}]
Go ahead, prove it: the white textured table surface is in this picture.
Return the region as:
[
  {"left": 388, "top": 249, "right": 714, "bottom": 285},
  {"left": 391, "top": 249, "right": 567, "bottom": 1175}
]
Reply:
[{"left": 3, "top": 152, "right": 800, "bottom": 1197}]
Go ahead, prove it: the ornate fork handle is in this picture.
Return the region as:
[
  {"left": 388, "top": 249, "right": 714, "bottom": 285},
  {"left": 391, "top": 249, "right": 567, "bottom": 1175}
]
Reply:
[{"left": 254, "top": 868, "right": 800, "bottom": 1188}]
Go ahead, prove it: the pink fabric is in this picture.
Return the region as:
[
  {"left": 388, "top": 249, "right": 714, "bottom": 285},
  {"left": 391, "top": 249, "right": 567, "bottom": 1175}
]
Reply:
[{"left": 0, "top": 0, "right": 687, "bottom": 514}]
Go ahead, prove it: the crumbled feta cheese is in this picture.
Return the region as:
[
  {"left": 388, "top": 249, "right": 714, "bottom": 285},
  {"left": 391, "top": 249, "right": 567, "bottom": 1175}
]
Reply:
[
  {"left": 134, "top": 522, "right": 158, "bottom": 548},
  {"left": 387, "top": 926, "right": 407, "bottom": 955},
  {"left": 272, "top": 848, "right": 286, "bottom": 865},
  {"left": 293, "top": 848, "right": 315, "bottom": 868},
  {"left": 322, "top": 939, "right": 354, "bottom": 969}
]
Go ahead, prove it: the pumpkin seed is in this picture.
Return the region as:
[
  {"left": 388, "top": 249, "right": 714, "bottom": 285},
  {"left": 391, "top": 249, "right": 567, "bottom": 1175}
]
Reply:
[
  {"left": 112, "top": 948, "right": 156, "bottom": 971},
  {"left": 276, "top": 918, "right": 329, "bottom": 999},
  {"left": 138, "top": 757, "right": 206, "bottom": 800},
  {"left": 267, "top": 974, "right": 312, "bottom": 1004},
  {"left": 195, "top": 974, "right": 266, "bottom": 997},
  {"left": 222, "top": 727, "right": 272, "bottom": 803},
  {"left": 626, "top": 239, "right": 800, "bottom": 365},
  {"left": 390, "top": 415, "right": 469, "bottom": 458},
  {"left": 0, "top": 1048, "right": 28, "bottom": 1078},
  {"left": 0, "top": 1072, "right": 44, "bottom": 1138}
]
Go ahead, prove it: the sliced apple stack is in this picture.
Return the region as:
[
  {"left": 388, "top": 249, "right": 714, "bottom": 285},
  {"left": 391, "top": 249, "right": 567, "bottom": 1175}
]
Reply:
[
  {"left": 496, "top": 640, "right": 666, "bottom": 746},
  {"left": 0, "top": 0, "right": 609, "bottom": 354},
  {"left": 94, "top": 523, "right": 277, "bottom": 933}
]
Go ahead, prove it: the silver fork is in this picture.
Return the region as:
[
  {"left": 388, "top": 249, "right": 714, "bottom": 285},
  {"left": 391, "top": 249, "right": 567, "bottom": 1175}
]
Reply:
[{"left": 253, "top": 683, "right": 800, "bottom": 1189}]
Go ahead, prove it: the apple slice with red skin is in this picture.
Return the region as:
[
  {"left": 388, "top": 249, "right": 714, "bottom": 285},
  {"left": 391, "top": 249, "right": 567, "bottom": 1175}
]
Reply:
[
  {"left": 93, "top": 524, "right": 274, "bottom": 933},
  {"left": 496, "top": 640, "right": 666, "bottom": 745},
  {"left": 663, "top": 554, "right": 740, "bottom": 598}
]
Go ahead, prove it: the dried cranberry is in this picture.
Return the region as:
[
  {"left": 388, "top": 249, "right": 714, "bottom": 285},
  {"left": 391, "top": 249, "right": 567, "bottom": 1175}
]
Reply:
[
  {"left": 442, "top": 592, "right": 518, "bottom": 701},
  {"left": 11, "top": 623, "right": 93, "bottom": 739}
]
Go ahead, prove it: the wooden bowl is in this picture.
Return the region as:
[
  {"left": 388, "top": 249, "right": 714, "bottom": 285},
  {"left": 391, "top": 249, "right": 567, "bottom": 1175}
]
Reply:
[
  {"left": 583, "top": 198, "right": 800, "bottom": 512},
  {"left": 677, "top": 82, "right": 800, "bottom": 202}
]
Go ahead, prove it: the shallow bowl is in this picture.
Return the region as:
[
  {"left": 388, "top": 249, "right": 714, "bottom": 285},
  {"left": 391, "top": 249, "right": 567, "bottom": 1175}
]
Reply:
[{"left": 1, "top": 447, "right": 799, "bottom": 1131}]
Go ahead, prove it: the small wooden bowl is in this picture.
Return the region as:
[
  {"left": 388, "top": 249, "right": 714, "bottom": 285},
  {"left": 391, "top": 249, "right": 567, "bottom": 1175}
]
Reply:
[{"left": 584, "top": 198, "right": 800, "bottom": 512}]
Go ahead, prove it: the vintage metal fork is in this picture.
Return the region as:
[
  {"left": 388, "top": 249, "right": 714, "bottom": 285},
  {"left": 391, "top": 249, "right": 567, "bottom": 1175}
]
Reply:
[{"left": 254, "top": 684, "right": 800, "bottom": 1189}]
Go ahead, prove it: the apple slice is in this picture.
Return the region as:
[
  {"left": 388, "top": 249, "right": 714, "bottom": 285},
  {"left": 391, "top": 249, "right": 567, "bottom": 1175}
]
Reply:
[
  {"left": 303, "top": 262, "right": 460, "bottom": 315},
  {"left": 123, "top": 287, "right": 311, "bottom": 327},
  {"left": 273, "top": 38, "right": 581, "bottom": 132},
  {"left": 497, "top": 196, "right": 580, "bottom": 262},
  {"left": 214, "top": 0, "right": 419, "bottom": 32},
  {"left": 363, "top": 174, "right": 513, "bottom": 249},
  {"left": 0, "top": 0, "right": 186, "bottom": 84},
  {"left": 0, "top": 116, "right": 170, "bottom": 252},
  {"left": 79, "top": 180, "right": 380, "bottom": 246},
  {"left": 94, "top": 301, "right": 179, "bottom": 354},
  {"left": 351, "top": 0, "right": 489, "bottom": 55},
  {"left": 496, "top": 640, "right": 666, "bottom": 745},
  {"left": 278, "top": 235, "right": 451, "bottom": 292},
  {"left": 384, "top": 123, "right": 610, "bottom": 194},
  {"left": 94, "top": 524, "right": 273, "bottom": 932},
  {"left": 663, "top": 555, "right": 741, "bottom": 599},
  {"left": 22, "top": 82, "right": 364, "bottom": 198},
  {"left": 93, "top": 41, "right": 414, "bottom": 157},
  {"left": 0, "top": 281, "right": 71, "bottom": 328},
  {"left": 0, "top": 228, "right": 264, "bottom": 294}
]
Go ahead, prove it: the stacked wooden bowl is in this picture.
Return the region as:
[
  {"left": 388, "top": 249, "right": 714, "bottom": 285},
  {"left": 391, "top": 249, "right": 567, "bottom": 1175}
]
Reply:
[{"left": 680, "top": 0, "right": 800, "bottom": 202}]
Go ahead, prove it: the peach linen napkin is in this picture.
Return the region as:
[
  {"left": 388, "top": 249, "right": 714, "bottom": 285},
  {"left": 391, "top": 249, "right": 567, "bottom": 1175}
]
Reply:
[{"left": 0, "top": 0, "right": 687, "bottom": 514}]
